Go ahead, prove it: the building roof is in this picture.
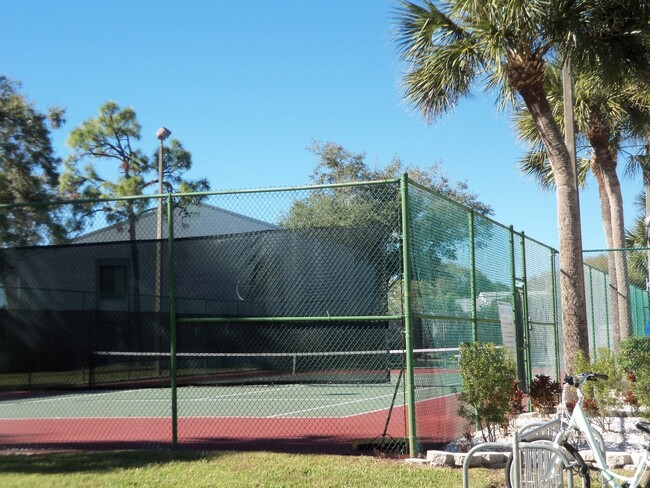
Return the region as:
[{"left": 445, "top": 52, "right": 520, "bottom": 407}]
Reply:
[{"left": 72, "top": 203, "right": 277, "bottom": 244}]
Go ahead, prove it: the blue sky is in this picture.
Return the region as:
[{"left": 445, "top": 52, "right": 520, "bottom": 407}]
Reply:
[{"left": 1, "top": 0, "right": 643, "bottom": 250}]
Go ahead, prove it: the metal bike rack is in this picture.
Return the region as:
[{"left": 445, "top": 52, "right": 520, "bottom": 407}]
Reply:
[
  {"left": 518, "top": 416, "right": 607, "bottom": 460},
  {"left": 462, "top": 431, "right": 576, "bottom": 488}
]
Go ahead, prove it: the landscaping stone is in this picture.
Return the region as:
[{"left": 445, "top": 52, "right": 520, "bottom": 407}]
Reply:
[
  {"left": 455, "top": 452, "right": 482, "bottom": 468},
  {"left": 631, "top": 452, "right": 645, "bottom": 466},
  {"left": 405, "top": 458, "right": 430, "bottom": 466},
  {"left": 425, "top": 450, "right": 455, "bottom": 466},
  {"left": 481, "top": 452, "right": 507, "bottom": 465},
  {"left": 605, "top": 452, "right": 632, "bottom": 469}
]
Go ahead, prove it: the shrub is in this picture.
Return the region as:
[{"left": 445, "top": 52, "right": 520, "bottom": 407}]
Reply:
[
  {"left": 457, "top": 342, "right": 518, "bottom": 443},
  {"left": 623, "top": 372, "right": 639, "bottom": 413},
  {"left": 529, "top": 374, "right": 561, "bottom": 414},
  {"left": 619, "top": 336, "right": 650, "bottom": 373},
  {"left": 626, "top": 360, "right": 650, "bottom": 421},
  {"left": 574, "top": 348, "right": 624, "bottom": 431},
  {"left": 510, "top": 379, "right": 525, "bottom": 417}
]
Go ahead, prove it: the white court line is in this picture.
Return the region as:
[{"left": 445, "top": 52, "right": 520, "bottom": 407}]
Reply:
[
  {"left": 266, "top": 392, "right": 400, "bottom": 418},
  {"left": 0, "top": 385, "right": 300, "bottom": 407},
  {"left": 339, "top": 391, "right": 458, "bottom": 418},
  {"left": 0, "top": 416, "right": 172, "bottom": 420},
  {"left": 0, "top": 389, "right": 148, "bottom": 406},
  {"left": 179, "top": 385, "right": 297, "bottom": 400},
  {"left": 0, "top": 385, "right": 454, "bottom": 418},
  {"left": 100, "top": 385, "right": 301, "bottom": 403}
]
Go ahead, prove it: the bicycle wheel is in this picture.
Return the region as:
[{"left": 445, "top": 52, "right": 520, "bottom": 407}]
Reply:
[{"left": 505, "top": 437, "right": 590, "bottom": 488}]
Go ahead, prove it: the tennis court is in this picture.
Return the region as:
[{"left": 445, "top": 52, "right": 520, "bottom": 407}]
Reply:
[
  {"left": 0, "top": 349, "right": 461, "bottom": 453},
  {"left": 0, "top": 384, "right": 438, "bottom": 419},
  {"left": 2, "top": 180, "right": 532, "bottom": 456}
]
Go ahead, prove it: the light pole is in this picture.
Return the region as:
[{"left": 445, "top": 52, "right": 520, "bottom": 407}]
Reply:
[
  {"left": 155, "top": 127, "right": 171, "bottom": 372},
  {"left": 156, "top": 127, "right": 172, "bottom": 243}
]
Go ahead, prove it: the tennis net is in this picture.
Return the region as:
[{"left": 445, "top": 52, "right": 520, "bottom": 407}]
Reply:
[{"left": 89, "top": 348, "right": 460, "bottom": 388}]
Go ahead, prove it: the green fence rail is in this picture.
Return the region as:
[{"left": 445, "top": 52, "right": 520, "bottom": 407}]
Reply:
[{"left": 0, "top": 176, "right": 648, "bottom": 457}]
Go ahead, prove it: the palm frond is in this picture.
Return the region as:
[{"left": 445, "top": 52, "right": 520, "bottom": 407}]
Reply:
[
  {"left": 394, "top": 1, "right": 467, "bottom": 63},
  {"left": 513, "top": 107, "right": 544, "bottom": 145},
  {"left": 394, "top": 1, "right": 493, "bottom": 121},
  {"left": 626, "top": 213, "right": 648, "bottom": 248},
  {"left": 401, "top": 39, "right": 480, "bottom": 121},
  {"left": 518, "top": 149, "right": 555, "bottom": 190},
  {"left": 625, "top": 152, "right": 650, "bottom": 184}
]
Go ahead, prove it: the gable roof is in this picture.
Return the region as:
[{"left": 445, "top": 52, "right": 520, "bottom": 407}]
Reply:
[{"left": 72, "top": 203, "right": 277, "bottom": 244}]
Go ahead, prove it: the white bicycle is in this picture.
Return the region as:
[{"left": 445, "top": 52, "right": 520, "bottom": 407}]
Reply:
[{"left": 506, "top": 372, "right": 650, "bottom": 487}]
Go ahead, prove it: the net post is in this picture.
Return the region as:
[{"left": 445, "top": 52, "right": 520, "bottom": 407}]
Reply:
[
  {"left": 167, "top": 194, "right": 178, "bottom": 449},
  {"left": 400, "top": 174, "right": 418, "bottom": 457}
]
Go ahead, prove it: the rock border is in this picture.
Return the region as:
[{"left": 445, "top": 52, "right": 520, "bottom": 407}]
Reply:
[{"left": 407, "top": 448, "right": 639, "bottom": 470}]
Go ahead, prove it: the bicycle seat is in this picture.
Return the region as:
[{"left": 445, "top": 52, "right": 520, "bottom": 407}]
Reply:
[{"left": 636, "top": 421, "right": 650, "bottom": 434}]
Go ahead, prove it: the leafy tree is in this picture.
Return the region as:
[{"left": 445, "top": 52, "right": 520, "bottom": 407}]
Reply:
[
  {"left": 283, "top": 140, "right": 494, "bottom": 324},
  {"left": 0, "top": 76, "right": 65, "bottom": 247},
  {"left": 282, "top": 140, "right": 492, "bottom": 229},
  {"left": 61, "top": 101, "right": 209, "bottom": 217},
  {"left": 61, "top": 101, "right": 209, "bottom": 349},
  {"left": 306, "top": 140, "right": 492, "bottom": 213},
  {"left": 393, "top": 0, "right": 650, "bottom": 372}
]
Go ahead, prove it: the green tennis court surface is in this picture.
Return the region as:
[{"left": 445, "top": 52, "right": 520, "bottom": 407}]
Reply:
[{"left": 0, "top": 374, "right": 458, "bottom": 420}]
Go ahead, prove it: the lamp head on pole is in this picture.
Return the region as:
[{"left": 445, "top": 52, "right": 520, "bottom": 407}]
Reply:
[{"left": 156, "top": 127, "right": 172, "bottom": 141}]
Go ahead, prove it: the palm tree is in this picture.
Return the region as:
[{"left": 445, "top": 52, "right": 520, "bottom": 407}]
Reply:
[
  {"left": 394, "top": 0, "right": 650, "bottom": 372},
  {"left": 625, "top": 193, "right": 650, "bottom": 291},
  {"left": 515, "top": 64, "right": 650, "bottom": 348}
]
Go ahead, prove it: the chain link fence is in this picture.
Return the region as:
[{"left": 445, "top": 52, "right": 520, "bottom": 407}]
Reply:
[
  {"left": 583, "top": 249, "right": 650, "bottom": 353},
  {"left": 0, "top": 177, "right": 648, "bottom": 456}
]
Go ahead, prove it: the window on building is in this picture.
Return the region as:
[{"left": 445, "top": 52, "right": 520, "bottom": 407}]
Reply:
[{"left": 99, "top": 265, "right": 127, "bottom": 298}]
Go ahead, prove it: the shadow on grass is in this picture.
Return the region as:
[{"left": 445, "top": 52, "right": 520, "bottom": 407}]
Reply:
[{"left": 0, "top": 450, "right": 228, "bottom": 475}]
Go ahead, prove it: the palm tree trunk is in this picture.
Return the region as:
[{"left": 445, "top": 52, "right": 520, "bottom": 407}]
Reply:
[
  {"left": 589, "top": 123, "right": 632, "bottom": 343},
  {"left": 590, "top": 161, "right": 620, "bottom": 350},
  {"left": 519, "top": 88, "right": 589, "bottom": 373},
  {"left": 601, "top": 164, "right": 632, "bottom": 340}
]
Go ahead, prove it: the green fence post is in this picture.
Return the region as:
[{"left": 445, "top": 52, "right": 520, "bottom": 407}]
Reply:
[
  {"left": 400, "top": 174, "right": 417, "bottom": 457},
  {"left": 603, "top": 271, "right": 610, "bottom": 349},
  {"left": 634, "top": 287, "right": 642, "bottom": 336},
  {"left": 520, "top": 233, "right": 532, "bottom": 389},
  {"left": 632, "top": 288, "right": 637, "bottom": 336},
  {"left": 642, "top": 287, "right": 648, "bottom": 335},
  {"left": 167, "top": 194, "right": 178, "bottom": 449},
  {"left": 588, "top": 267, "right": 596, "bottom": 358},
  {"left": 643, "top": 288, "right": 648, "bottom": 335},
  {"left": 550, "top": 250, "right": 560, "bottom": 380},
  {"left": 509, "top": 226, "right": 524, "bottom": 386},
  {"left": 469, "top": 211, "right": 478, "bottom": 343}
]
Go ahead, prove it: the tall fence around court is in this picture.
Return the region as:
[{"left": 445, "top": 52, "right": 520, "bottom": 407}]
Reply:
[{"left": 0, "top": 176, "right": 648, "bottom": 457}]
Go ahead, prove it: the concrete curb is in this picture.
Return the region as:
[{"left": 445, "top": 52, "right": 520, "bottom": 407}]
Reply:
[
  {"left": 408, "top": 448, "right": 641, "bottom": 470},
  {"left": 406, "top": 450, "right": 508, "bottom": 468}
]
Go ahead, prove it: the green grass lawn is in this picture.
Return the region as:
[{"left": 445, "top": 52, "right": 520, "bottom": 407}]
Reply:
[{"left": 0, "top": 450, "right": 507, "bottom": 488}]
